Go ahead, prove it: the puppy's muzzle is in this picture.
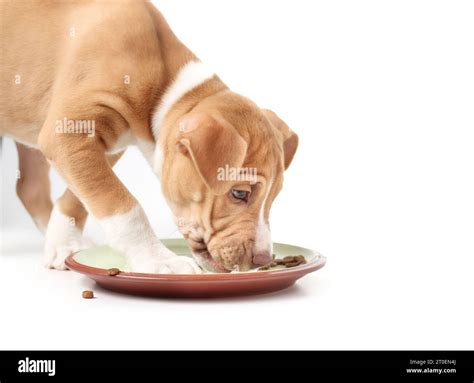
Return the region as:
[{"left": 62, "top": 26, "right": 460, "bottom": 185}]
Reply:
[{"left": 252, "top": 251, "right": 273, "bottom": 266}]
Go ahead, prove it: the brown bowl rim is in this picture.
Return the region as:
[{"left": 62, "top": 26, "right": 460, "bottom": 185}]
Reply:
[{"left": 65, "top": 253, "right": 327, "bottom": 282}]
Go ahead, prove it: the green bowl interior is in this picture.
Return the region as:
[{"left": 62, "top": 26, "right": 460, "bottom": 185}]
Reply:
[{"left": 74, "top": 239, "right": 318, "bottom": 273}]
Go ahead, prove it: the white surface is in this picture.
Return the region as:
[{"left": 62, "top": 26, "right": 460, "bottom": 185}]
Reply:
[{"left": 1, "top": 0, "right": 474, "bottom": 350}]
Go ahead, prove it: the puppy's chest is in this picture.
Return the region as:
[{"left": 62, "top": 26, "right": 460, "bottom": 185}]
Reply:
[
  {"left": 107, "top": 130, "right": 160, "bottom": 174},
  {"left": 106, "top": 131, "right": 136, "bottom": 155}
]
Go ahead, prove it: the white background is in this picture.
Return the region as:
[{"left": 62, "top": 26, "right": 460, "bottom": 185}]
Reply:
[{"left": 1, "top": 0, "right": 474, "bottom": 350}]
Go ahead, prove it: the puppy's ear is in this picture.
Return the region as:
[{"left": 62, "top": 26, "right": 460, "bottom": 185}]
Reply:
[
  {"left": 176, "top": 112, "right": 248, "bottom": 195},
  {"left": 263, "top": 109, "right": 299, "bottom": 170}
]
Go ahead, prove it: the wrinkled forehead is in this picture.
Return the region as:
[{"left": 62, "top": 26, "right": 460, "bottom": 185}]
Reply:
[
  {"left": 240, "top": 136, "right": 284, "bottom": 216},
  {"left": 243, "top": 119, "right": 285, "bottom": 179},
  {"left": 195, "top": 94, "right": 286, "bottom": 193}
]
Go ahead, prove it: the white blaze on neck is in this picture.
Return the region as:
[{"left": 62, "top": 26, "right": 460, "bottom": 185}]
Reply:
[
  {"left": 151, "top": 61, "right": 215, "bottom": 175},
  {"left": 136, "top": 138, "right": 155, "bottom": 168},
  {"left": 255, "top": 179, "right": 274, "bottom": 254}
]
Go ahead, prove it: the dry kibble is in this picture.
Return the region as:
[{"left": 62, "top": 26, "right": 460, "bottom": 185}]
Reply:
[
  {"left": 107, "top": 268, "right": 120, "bottom": 276},
  {"left": 285, "top": 255, "right": 307, "bottom": 268},
  {"left": 82, "top": 290, "right": 94, "bottom": 299},
  {"left": 294, "top": 255, "right": 306, "bottom": 263},
  {"left": 259, "top": 255, "right": 307, "bottom": 271}
]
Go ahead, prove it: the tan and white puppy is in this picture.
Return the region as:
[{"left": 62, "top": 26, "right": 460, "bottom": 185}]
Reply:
[{"left": 0, "top": 0, "right": 298, "bottom": 273}]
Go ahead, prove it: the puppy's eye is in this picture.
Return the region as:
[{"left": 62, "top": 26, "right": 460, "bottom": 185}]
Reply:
[{"left": 231, "top": 189, "right": 250, "bottom": 202}]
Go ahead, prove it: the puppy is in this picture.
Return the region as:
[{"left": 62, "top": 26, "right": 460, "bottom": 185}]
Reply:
[{"left": 0, "top": 0, "right": 298, "bottom": 273}]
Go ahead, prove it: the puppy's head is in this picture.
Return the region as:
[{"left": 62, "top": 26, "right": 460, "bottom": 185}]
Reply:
[{"left": 162, "top": 91, "right": 298, "bottom": 272}]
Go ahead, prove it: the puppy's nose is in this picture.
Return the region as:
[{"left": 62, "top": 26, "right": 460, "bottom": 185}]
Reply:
[{"left": 252, "top": 251, "right": 273, "bottom": 266}]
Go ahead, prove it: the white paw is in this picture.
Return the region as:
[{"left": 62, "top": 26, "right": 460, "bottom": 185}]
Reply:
[
  {"left": 99, "top": 205, "right": 202, "bottom": 274},
  {"left": 43, "top": 206, "right": 94, "bottom": 270},
  {"left": 128, "top": 249, "right": 202, "bottom": 275},
  {"left": 160, "top": 256, "right": 203, "bottom": 274},
  {"left": 44, "top": 237, "right": 94, "bottom": 270}
]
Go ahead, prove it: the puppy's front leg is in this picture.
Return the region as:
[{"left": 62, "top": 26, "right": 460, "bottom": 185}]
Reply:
[
  {"left": 99, "top": 204, "right": 199, "bottom": 273},
  {"left": 43, "top": 152, "right": 122, "bottom": 270},
  {"left": 38, "top": 122, "right": 201, "bottom": 274}
]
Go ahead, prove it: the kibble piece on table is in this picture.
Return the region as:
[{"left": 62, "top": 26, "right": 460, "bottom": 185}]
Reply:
[{"left": 82, "top": 290, "right": 94, "bottom": 299}]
